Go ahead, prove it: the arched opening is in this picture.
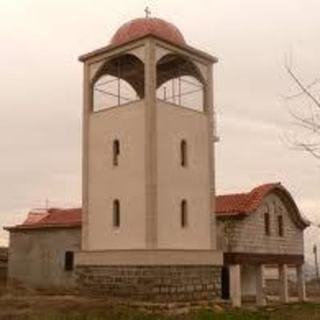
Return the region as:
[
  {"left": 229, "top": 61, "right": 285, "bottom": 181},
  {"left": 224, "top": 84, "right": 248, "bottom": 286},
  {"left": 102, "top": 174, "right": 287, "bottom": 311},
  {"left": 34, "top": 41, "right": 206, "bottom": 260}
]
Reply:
[
  {"left": 113, "top": 199, "right": 120, "bottom": 228},
  {"left": 113, "top": 139, "right": 120, "bottom": 166},
  {"left": 278, "top": 215, "right": 284, "bottom": 237},
  {"left": 156, "top": 54, "right": 205, "bottom": 112},
  {"left": 92, "top": 54, "right": 144, "bottom": 111},
  {"left": 181, "top": 199, "right": 188, "bottom": 228},
  {"left": 264, "top": 208, "right": 271, "bottom": 236},
  {"left": 180, "top": 139, "right": 187, "bottom": 167}
]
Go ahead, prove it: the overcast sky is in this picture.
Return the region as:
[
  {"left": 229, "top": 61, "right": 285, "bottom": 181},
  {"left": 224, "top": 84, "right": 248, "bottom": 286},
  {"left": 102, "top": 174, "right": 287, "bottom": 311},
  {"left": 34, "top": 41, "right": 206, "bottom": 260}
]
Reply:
[{"left": 0, "top": 0, "right": 319, "bottom": 259}]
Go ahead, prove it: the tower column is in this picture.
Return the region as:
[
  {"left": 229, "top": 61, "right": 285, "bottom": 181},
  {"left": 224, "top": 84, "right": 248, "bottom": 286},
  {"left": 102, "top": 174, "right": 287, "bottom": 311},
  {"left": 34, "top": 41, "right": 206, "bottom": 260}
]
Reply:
[
  {"left": 144, "top": 39, "right": 158, "bottom": 249},
  {"left": 82, "top": 62, "right": 90, "bottom": 251},
  {"left": 279, "top": 264, "right": 289, "bottom": 303},
  {"left": 206, "top": 65, "right": 217, "bottom": 250},
  {"left": 297, "top": 264, "right": 306, "bottom": 302},
  {"left": 229, "top": 264, "right": 242, "bottom": 307},
  {"left": 256, "top": 264, "right": 266, "bottom": 306}
]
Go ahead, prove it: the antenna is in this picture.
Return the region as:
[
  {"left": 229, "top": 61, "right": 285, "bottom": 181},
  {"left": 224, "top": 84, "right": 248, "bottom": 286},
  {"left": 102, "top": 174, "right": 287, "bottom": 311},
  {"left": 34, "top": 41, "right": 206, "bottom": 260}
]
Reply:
[{"left": 45, "top": 198, "right": 49, "bottom": 209}]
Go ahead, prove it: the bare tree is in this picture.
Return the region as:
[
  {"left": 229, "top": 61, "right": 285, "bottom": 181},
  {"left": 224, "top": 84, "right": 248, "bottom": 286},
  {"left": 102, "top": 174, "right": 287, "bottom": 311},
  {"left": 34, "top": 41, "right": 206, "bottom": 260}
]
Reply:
[{"left": 284, "top": 63, "right": 320, "bottom": 159}]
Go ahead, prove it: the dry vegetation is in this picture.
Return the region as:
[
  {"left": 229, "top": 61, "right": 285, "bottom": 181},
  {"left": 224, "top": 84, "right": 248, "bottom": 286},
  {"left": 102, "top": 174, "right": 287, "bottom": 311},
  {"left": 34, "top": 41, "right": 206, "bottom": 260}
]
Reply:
[{"left": 1, "top": 281, "right": 320, "bottom": 320}]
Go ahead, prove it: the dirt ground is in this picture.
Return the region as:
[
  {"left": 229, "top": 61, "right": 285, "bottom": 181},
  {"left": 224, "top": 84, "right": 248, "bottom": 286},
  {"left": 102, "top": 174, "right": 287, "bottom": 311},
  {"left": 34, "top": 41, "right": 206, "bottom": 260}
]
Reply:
[{"left": 1, "top": 282, "right": 320, "bottom": 320}]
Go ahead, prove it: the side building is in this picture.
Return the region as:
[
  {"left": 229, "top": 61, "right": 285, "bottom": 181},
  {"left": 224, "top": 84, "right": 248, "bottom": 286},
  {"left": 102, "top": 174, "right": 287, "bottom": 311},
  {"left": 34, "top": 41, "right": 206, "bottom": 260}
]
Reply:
[
  {"left": 4, "top": 209, "right": 81, "bottom": 290},
  {"left": 215, "top": 183, "right": 309, "bottom": 307}
]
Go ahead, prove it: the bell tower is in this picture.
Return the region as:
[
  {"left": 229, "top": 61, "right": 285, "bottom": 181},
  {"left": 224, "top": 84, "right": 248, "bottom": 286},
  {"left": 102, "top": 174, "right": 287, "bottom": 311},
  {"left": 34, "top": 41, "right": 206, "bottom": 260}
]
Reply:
[{"left": 76, "top": 16, "right": 222, "bottom": 301}]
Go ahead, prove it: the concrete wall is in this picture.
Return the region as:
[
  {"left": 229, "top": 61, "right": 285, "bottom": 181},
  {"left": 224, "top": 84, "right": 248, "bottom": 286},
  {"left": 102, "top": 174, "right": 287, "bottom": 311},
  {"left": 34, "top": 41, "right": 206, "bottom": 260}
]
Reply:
[
  {"left": 0, "top": 247, "right": 8, "bottom": 284},
  {"left": 157, "top": 101, "right": 212, "bottom": 249},
  {"left": 0, "top": 263, "right": 7, "bottom": 284},
  {"left": 8, "top": 228, "right": 81, "bottom": 289},
  {"left": 87, "top": 101, "right": 146, "bottom": 250},
  {"left": 217, "top": 192, "right": 304, "bottom": 255},
  {"left": 241, "top": 265, "right": 257, "bottom": 296}
]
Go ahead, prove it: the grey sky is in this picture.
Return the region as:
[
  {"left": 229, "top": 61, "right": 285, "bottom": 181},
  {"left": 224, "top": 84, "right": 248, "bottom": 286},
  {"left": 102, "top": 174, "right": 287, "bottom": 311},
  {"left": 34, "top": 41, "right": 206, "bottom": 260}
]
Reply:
[{"left": 0, "top": 0, "right": 319, "bottom": 259}]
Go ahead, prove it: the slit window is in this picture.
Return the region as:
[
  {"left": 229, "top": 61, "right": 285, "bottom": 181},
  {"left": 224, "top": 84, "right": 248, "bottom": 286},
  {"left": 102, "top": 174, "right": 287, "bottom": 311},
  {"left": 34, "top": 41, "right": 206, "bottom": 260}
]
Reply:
[
  {"left": 181, "top": 200, "right": 188, "bottom": 228},
  {"left": 113, "top": 199, "right": 120, "bottom": 228},
  {"left": 64, "top": 251, "right": 74, "bottom": 271},
  {"left": 113, "top": 139, "right": 120, "bottom": 166},
  {"left": 278, "top": 215, "right": 284, "bottom": 237},
  {"left": 264, "top": 212, "right": 270, "bottom": 236},
  {"left": 180, "top": 140, "right": 187, "bottom": 167}
]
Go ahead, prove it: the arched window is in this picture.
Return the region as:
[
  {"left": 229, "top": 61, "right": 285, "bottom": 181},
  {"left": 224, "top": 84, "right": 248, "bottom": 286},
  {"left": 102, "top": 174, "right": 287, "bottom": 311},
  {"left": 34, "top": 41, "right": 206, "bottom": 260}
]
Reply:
[
  {"left": 113, "top": 139, "right": 120, "bottom": 166},
  {"left": 264, "top": 211, "right": 270, "bottom": 236},
  {"left": 113, "top": 199, "right": 120, "bottom": 228},
  {"left": 278, "top": 215, "right": 284, "bottom": 237},
  {"left": 156, "top": 54, "right": 205, "bottom": 112},
  {"left": 180, "top": 140, "right": 187, "bottom": 167},
  {"left": 181, "top": 199, "right": 188, "bottom": 228},
  {"left": 92, "top": 54, "right": 144, "bottom": 111}
]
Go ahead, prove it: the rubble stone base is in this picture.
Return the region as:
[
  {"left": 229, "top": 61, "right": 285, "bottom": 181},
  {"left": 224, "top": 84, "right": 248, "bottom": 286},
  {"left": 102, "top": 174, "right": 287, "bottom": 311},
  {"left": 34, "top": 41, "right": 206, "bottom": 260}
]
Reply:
[{"left": 76, "top": 265, "right": 221, "bottom": 302}]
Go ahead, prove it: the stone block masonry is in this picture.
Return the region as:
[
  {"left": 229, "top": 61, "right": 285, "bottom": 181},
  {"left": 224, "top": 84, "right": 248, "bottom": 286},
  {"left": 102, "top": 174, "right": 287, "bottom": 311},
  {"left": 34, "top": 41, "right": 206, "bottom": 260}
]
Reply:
[{"left": 76, "top": 265, "right": 221, "bottom": 302}]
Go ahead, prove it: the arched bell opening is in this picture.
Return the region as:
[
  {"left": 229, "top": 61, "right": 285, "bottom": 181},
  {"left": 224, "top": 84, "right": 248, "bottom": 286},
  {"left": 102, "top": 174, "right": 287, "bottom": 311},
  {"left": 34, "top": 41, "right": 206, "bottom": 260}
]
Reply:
[
  {"left": 92, "top": 54, "right": 145, "bottom": 112},
  {"left": 156, "top": 54, "right": 205, "bottom": 112}
]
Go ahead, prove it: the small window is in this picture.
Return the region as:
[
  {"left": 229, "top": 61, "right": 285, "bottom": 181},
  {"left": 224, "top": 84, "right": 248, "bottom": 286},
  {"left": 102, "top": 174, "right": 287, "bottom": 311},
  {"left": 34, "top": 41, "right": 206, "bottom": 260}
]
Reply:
[
  {"left": 180, "top": 140, "right": 187, "bottom": 167},
  {"left": 113, "top": 199, "right": 120, "bottom": 228},
  {"left": 278, "top": 215, "right": 284, "bottom": 237},
  {"left": 64, "top": 251, "right": 74, "bottom": 271},
  {"left": 113, "top": 139, "right": 120, "bottom": 166},
  {"left": 264, "top": 212, "right": 270, "bottom": 236},
  {"left": 181, "top": 199, "right": 188, "bottom": 228}
]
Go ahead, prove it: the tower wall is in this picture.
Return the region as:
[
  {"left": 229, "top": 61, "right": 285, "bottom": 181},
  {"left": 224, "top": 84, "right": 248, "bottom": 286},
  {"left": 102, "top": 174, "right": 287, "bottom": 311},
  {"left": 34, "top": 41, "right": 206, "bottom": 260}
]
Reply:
[
  {"left": 86, "top": 101, "right": 147, "bottom": 250},
  {"left": 156, "top": 101, "right": 212, "bottom": 249}
]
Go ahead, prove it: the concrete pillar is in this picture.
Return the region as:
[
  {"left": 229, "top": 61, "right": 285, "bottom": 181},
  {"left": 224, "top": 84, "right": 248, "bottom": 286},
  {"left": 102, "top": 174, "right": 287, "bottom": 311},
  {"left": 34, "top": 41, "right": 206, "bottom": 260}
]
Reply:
[
  {"left": 229, "top": 264, "right": 241, "bottom": 307},
  {"left": 256, "top": 264, "right": 266, "bottom": 306},
  {"left": 279, "top": 264, "right": 289, "bottom": 303},
  {"left": 296, "top": 264, "right": 306, "bottom": 302}
]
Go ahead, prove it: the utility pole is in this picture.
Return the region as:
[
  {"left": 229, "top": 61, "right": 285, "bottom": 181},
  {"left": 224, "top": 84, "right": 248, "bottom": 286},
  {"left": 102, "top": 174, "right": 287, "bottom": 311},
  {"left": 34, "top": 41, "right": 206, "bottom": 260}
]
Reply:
[{"left": 313, "top": 244, "right": 319, "bottom": 281}]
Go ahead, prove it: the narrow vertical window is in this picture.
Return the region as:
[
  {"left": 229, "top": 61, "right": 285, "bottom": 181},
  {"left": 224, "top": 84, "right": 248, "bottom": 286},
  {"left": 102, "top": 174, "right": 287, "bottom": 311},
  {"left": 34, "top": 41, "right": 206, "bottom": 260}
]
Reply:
[
  {"left": 180, "top": 140, "right": 187, "bottom": 167},
  {"left": 181, "top": 199, "right": 188, "bottom": 228},
  {"left": 278, "top": 215, "right": 284, "bottom": 237},
  {"left": 113, "top": 199, "right": 120, "bottom": 228},
  {"left": 64, "top": 251, "right": 74, "bottom": 271},
  {"left": 113, "top": 139, "right": 120, "bottom": 166},
  {"left": 264, "top": 212, "right": 270, "bottom": 236}
]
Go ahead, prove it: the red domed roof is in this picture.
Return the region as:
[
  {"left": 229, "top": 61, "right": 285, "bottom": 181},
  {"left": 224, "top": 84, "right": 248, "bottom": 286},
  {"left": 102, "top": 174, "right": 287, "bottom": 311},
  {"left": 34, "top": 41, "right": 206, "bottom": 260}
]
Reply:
[{"left": 111, "top": 17, "right": 186, "bottom": 46}]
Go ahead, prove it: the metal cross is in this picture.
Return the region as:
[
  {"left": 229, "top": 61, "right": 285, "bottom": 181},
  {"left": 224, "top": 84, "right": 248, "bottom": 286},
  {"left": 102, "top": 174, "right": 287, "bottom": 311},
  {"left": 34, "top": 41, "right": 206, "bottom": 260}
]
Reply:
[{"left": 144, "top": 6, "right": 151, "bottom": 18}]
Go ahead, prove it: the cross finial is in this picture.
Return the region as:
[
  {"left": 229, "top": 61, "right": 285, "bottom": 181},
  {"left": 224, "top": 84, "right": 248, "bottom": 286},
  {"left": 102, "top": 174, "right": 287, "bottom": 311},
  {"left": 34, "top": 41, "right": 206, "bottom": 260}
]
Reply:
[{"left": 144, "top": 6, "right": 151, "bottom": 18}]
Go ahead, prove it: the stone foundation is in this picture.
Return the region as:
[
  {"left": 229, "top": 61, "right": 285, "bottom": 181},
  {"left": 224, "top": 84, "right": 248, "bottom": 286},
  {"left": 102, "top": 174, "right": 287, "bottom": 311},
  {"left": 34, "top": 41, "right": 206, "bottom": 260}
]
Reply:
[{"left": 76, "top": 265, "right": 221, "bottom": 302}]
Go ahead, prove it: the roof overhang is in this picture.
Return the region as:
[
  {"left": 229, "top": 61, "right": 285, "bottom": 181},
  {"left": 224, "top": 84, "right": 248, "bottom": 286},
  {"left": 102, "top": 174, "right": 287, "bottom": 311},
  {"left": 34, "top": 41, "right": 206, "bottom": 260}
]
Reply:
[{"left": 79, "top": 34, "right": 218, "bottom": 64}]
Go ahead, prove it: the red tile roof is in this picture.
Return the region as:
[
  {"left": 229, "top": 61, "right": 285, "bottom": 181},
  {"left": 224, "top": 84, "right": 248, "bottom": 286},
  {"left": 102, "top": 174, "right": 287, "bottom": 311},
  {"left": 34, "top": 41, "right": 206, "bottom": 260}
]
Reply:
[
  {"left": 215, "top": 183, "right": 309, "bottom": 229},
  {"left": 5, "top": 208, "right": 81, "bottom": 231},
  {"left": 216, "top": 183, "right": 278, "bottom": 216}
]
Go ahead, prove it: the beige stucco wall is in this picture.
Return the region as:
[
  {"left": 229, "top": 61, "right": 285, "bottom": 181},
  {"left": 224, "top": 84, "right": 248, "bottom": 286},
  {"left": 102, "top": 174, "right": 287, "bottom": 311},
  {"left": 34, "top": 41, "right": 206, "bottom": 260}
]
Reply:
[
  {"left": 217, "top": 192, "right": 304, "bottom": 255},
  {"left": 157, "top": 101, "right": 212, "bottom": 249},
  {"left": 87, "top": 101, "right": 146, "bottom": 250},
  {"left": 8, "top": 228, "right": 81, "bottom": 289},
  {"left": 83, "top": 38, "right": 220, "bottom": 255}
]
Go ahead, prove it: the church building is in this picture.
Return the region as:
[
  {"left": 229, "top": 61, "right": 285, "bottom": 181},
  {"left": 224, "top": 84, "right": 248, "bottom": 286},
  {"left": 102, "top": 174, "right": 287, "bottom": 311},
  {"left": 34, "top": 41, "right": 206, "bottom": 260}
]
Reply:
[{"left": 4, "top": 15, "right": 309, "bottom": 307}]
